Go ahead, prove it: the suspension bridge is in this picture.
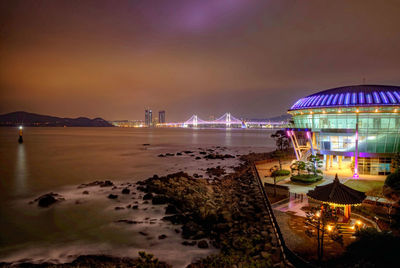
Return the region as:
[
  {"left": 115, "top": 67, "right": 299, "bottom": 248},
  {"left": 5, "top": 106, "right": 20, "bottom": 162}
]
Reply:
[{"left": 159, "top": 113, "right": 288, "bottom": 128}]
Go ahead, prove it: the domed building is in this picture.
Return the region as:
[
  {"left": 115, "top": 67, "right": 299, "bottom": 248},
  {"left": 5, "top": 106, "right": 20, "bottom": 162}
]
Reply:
[{"left": 287, "top": 85, "right": 400, "bottom": 176}]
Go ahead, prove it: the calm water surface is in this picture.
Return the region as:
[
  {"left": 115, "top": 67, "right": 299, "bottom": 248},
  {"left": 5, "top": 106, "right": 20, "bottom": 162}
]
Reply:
[{"left": 0, "top": 127, "right": 275, "bottom": 266}]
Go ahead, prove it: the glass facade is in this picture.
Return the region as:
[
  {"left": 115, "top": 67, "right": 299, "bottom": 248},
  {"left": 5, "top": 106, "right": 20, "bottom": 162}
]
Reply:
[
  {"left": 289, "top": 85, "right": 400, "bottom": 175},
  {"left": 292, "top": 110, "right": 400, "bottom": 154}
]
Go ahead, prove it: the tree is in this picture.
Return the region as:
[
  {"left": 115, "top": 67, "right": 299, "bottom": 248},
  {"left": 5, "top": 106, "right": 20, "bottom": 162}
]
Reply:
[
  {"left": 391, "top": 152, "right": 400, "bottom": 171},
  {"left": 270, "top": 130, "right": 290, "bottom": 151},
  {"left": 290, "top": 160, "right": 306, "bottom": 175},
  {"left": 304, "top": 205, "right": 342, "bottom": 262},
  {"left": 334, "top": 228, "right": 400, "bottom": 267},
  {"left": 383, "top": 169, "right": 400, "bottom": 228},
  {"left": 307, "top": 154, "right": 323, "bottom": 176},
  {"left": 272, "top": 150, "right": 285, "bottom": 170},
  {"left": 269, "top": 165, "right": 279, "bottom": 197}
]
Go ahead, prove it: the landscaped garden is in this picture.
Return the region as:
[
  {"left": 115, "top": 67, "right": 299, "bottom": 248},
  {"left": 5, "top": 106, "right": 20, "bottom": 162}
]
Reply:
[{"left": 289, "top": 155, "right": 324, "bottom": 184}]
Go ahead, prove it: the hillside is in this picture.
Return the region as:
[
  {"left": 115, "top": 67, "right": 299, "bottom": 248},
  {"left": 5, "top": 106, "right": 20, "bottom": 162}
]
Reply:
[{"left": 0, "top": 111, "right": 113, "bottom": 127}]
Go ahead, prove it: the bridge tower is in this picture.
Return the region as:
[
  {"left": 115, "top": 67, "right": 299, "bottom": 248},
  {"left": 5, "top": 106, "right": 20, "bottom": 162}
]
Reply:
[
  {"left": 193, "top": 115, "right": 198, "bottom": 127},
  {"left": 226, "top": 113, "right": 231, "bottom": 127}
]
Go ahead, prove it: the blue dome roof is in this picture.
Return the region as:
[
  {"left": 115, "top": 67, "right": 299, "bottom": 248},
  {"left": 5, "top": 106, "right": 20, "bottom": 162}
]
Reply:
[{"left": 290, "top": 85, "right": 400, "bottom": 110}]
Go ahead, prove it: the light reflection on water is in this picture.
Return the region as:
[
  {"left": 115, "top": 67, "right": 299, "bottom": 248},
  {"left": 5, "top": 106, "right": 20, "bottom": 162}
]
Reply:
[
  {"left": 0, "top": 127, "right": 276, "bottom": 266},
  {"left": 15, "top": 144, "right": 27, "bottom": 195}
]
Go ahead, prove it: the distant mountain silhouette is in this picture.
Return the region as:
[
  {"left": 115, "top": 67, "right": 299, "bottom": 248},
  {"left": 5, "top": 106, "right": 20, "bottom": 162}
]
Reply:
[
  {"left": 0, "top": 111, "right": 113, "bottom": 127},
  {"left": 248, "top": 114, "right": 292, "bottom": 122}
]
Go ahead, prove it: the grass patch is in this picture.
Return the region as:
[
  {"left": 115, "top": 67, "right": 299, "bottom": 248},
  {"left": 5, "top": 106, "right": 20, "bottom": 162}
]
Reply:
[
  {"left": 344, "top": 180, "right": 384, "bottom": 193},
  {"left": 290, "top": 174, "right": 323, "bottom": 184},
  {"left": 271, "top": 169, "right": 291, "bottom": 177}
]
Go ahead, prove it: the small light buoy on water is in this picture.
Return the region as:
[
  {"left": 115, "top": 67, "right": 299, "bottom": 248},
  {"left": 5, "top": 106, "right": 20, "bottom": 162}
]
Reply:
[{"left": 18, "top": 126, "right": 23, "bottom": 143}]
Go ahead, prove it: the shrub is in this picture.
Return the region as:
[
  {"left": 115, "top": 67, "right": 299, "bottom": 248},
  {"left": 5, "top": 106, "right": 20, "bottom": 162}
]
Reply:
[
  {"left": 385, "top": 169, "right": 400, "bottom": 190},
  {"left": 290, "top": 174, "right": 323, "bottom": 183},
  {"left": 271, "top": 169, "right": 290, "bottom": 177}
]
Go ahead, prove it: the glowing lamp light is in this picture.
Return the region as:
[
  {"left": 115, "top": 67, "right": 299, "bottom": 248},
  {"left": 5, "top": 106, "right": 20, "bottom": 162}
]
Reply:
[
  {"left": 356, "top": 220, "right": 362, "bottom": 226},
  {"left": 338, "top": 109, "right": 342, "bottom": 113},
  {"left": 327, "top": 225, "right": 333, "bottom": 232},
  {"left": 394, "top": 109, "right": 398, "bottom": 113},
  {"left": 375, "top": 108, "right": 379, "bottom": 113},
  {"left": 356, "top": 108, "right": 359, "bottom": 113},
  {"left": 19, "top": 126, "right": 23, "bottom": 130},
  {"left": 350, "top": 225, "right": 355, "bottom": 230},
  {"left": 286, "top": 130, "right": 291, "bottom": 137},
  {"left": 315, "top": 212, "right": 321, "bottom": 218}
]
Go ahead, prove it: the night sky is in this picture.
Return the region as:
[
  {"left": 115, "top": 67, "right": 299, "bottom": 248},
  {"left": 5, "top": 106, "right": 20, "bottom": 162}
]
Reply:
[{"left": 1, "top": 0, "right": 400, "bottom": 121}]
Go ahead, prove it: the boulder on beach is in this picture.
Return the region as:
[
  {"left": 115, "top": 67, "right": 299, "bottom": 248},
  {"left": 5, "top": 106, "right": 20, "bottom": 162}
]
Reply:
[
  {"left": 158, "top": 234, "right": 167, "bottom": 240},
  {"left": 108, "top": 194, "right": 118, "bottom": 199},
  {"left": 34, "top": 193, "right": 65, "bottom": 208},
  {"left": 78, "top": 180, "right": 114, "bottom": 188},
  {"left": 197, "top": 240, "right": 209, "bottom": 249},
  {"left": 143, "top": 193, "right": 153, "bottom": 200},
  {"left": 182, "top": 241, "right": 197, "bottom": 246},
  {"left": 121, "top": 188, "right": 130, "bottom": 194},
  {"left": 152, "top": 195, "right": 168, "bottom": 205},
  {"left": 165, "top": 204, "right": 178, "bottom": 214}
]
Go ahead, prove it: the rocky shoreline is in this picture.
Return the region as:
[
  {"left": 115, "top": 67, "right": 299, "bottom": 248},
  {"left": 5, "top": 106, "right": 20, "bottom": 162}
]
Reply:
[
  {"left": 135, "top": 153, "right": 284, "bottom": 267},
  {"left": 2, "top": 151, "right": 284, "bottom": 267}
]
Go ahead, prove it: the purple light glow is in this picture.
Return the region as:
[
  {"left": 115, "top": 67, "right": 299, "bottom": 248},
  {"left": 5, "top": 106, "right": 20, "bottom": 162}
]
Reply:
[
  {"left": 290, "top": 86, "right": 400, "bottom": 110},
  {"left": 380, "top": 92, "right": 389, "bottom": 104},
  {"left": 373, "top": 92, "right": 381, "bottom": 103},
  {"left": 338, "top": 93, "right": 345, "bottom": 105},
  {"left": 359, "top": 92, "right": 365, "bottom": 104}
]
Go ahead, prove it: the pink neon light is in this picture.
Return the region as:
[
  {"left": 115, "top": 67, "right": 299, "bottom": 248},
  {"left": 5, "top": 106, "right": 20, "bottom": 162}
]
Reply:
[
  {"left": 306, "top": 131, "right": 311, "bottom": 139},
  {"left": 286, "top": 131, "right": 291, "bottom": 137},
  {"left": 355, "top": 131, "right": 358, "bottom": 140}
]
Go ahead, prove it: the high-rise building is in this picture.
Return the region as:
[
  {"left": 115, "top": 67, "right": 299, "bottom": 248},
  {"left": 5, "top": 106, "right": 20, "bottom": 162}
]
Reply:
[
  {"left": 159, "top": 110, "right": 166, "bottom": 124},
  {"left": 145, "top": 108, "right": 152, "bottom": 127}
]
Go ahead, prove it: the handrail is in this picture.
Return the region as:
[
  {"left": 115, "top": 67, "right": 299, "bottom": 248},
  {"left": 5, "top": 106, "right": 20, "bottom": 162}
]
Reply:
[{"left": 251, "top": 163, "right": 316, "bottom": 268}]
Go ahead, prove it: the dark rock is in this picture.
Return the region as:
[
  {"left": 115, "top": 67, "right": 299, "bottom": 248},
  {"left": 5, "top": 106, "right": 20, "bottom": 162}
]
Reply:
[
  {"left": 142, "top": 143, "right": 150, "bottom": 146},
  {"left": 114, "top": 206, "right": 125, "bottom": 210},
  {"left": 206, "top": 166, "right": 226, "bottom": 177},
  {"left": 182, "top": 241, "right": 197, "bottom": 246},
  {"left": 174, "top": 229, "right": 181, "bottom": 233},
  {"left": 195, "top": 157, "right": 201, "bottom": 160},
  {"left": 78, "top": 180, "right": 114, "bottom": 188},
  {"left": 162, "top": 214, "right": 187, "bottom": 225},
  {"left": 176, "top": 152, "right": 182, "bottom": 156},
  {"left": 116, "top": 219, "right": 142, "bottom": 224},
  {"left": 143, "top": 193, "right": 153, "bottom": 200},
  {"left": 199, "top": 151, "right": 207, "bottom": 155},
  {"left": 152, "top": 195, "right": 168, "bottom": 205},
  {"left": 132, "top": 205, "right": 139, "bottom": 209},
  {"left": 182, "top": 221, "right": 202, "bottom": 239},
  {"left": 197, "top": 240, "right": 209, "bottom": 248},
  {"left": 82, "top": 191, "right": 89, "bottom": 195},
  {"left": 158, "top": 154, "right": 165, "bottom": 157},
  {"left": 165, "top": 204, "right": 178, "bottom": 214},
  {"left": 165, "top": 153, "right": 174, "bottom": 156},
  {"left": 108, "top": 194, "right": 118, "bottom": 199},
  {"left": 34, "top": 193, "right": 64, "bottom": 208},
  {"left": 139, "top": 231, "right": 148, "bottom": 236},
  {"left": 126, "top": 205, "right": 131, "bottom": 208},
  {"left": 158, "top": 234, "right": 167, "bottom": 240},
  {"left": 121, "top": 188, "right": 130, "bottom": 194},
  {"left": 183, "top": 151, "right": 193, "bottom": 154}
]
